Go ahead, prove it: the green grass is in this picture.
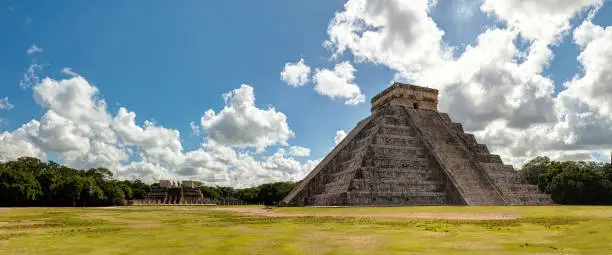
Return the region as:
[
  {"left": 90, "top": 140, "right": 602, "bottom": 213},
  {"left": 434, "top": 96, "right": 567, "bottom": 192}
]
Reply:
[{"left": 1, "top": 206, "right": 611, "bottom": 254}]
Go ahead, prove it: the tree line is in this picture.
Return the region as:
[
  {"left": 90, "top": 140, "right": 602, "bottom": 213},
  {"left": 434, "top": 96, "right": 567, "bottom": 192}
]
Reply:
[
  {"left": 3, "top": 156, "right": 612, "bottom": 206},
  {"left": 519, "top": 156, "right": 612, "bottom": 204},
  {"left": 0, "top": 157, "right": 296, "bottom": 206}
]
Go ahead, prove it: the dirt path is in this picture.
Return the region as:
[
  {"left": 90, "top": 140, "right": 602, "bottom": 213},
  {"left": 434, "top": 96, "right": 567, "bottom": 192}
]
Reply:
[{"left": 210, "top": 207, "right": 520, "bottom": 220}]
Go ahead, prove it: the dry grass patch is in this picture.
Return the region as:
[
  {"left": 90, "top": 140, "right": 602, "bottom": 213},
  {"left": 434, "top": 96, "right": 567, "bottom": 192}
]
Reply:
[{"left": 211, "top": 206, "right": 520, "bottom": 220}]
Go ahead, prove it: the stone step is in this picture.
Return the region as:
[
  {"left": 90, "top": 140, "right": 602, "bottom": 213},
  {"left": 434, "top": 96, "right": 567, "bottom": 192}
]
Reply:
[
  {"left": 348, "top": 134, "right": 375, "bottom": 147},
  {"left": 349, "top": 179, "right": 441, "bottom": 192},
  {"left": 462, "top": 192, "right": 507, "bottom": 205},
  {"left": 329, "top": 167, "right": 438, "bottom": 181},
  {"left": 350, "top": 123, "right": 379, "bottom": 142},
  {"left": 373, "top": 134, "right": 420, "bottom": 146},
  {"left": 328, "top": 168, "right": 360, "bottom": 180},
  {"left": 363, "top": 158, "right": 430, "bottom": 169},
  {"left": 366, "top": 144, "right": 426, "bottom": 158},
  {"left": 473, "top": 144, "right": 490, "bottom": 154},
  {"left": 378, "top": 124, "right": 416, "bottom": 136},
  {"left": 476, "top": 153, "right": 504, "bottom": 164},
  {"left": 439, "top": 113, "right": 452, "bottom": 123},
  {"left": 480, "top": 163, "right": 515, "bottom": 173},
  {"left": 310, "top": 192, "right": 348, "bottom": 206},
  {"left": 337, "top": 156, "right": 365, "bottom": 172},
  {"left": 497, "top": 184, "right": 540, "bottom": 193},
  {"left": 451, "top": 122, "right": 464, "bottom": 133},
  {"left": 351, "top": 178, "right": 440, "bottom": 185},
  {"left": 347, "top": 191, "right": 447, "bottom": 205},
  {"left": 510, "top": 194, "right": 553, "bottom": 205},
  {"left": 459, "top": 133, "right": 476, "bottom": 144},
  {"left": 336, "top": 145, "right": 368, "bottom": 162},
  {"left": 380, "top": 115, "right": 409, "bottom": 126},
  {"left": 323, "top": 180, "right": 351, "bottom": 194},
  {"left": 358, "top": 168, "right": 437, "bottom": 180}
]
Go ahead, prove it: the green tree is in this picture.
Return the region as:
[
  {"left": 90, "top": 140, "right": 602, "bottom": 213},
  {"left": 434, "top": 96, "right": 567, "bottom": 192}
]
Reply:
[
  {"left": 0, "top": 165, "right": 42, "bottom": 205},
  {"left": 548, "top": 166, "right": 611, "bottom": 204},
  {"left": 100, "top": 181, "right": 126, "bottom": 205},
  {"left": 199, "top": 185, "right": 222, "bottom": 200},
  {"left": 520, "top": 156, "right": 551, "bottom": 185}
]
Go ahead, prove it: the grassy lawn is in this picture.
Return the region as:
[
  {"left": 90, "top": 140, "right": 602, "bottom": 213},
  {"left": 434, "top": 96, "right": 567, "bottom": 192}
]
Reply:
[{"left": 1, "top": 206, "right": 611, "bottom": 254}]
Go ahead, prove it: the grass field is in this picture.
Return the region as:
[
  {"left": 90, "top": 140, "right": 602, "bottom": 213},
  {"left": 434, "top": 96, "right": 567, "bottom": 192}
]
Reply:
[{"left": 1, "top": 206, "right": 612, "bottom": 254}]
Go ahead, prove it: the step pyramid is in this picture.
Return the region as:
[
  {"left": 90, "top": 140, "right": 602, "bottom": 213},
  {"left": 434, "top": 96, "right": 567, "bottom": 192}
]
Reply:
[{"left": 282, "top": 83, "right": 552, "bottom": 206}]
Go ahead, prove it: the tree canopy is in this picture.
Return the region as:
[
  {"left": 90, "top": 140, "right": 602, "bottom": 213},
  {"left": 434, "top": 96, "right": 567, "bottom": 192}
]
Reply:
[
  {"left": 521, "top": 158, "right": 612, "bottom": 204},
  {"left": 0, "top": 157, "right": 296, "bottom": 206}
]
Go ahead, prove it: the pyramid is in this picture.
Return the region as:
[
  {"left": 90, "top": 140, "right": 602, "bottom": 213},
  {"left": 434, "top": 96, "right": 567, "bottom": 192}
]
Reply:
[{"left": 282, "top": 83, "right": 552, "bottom": 206}]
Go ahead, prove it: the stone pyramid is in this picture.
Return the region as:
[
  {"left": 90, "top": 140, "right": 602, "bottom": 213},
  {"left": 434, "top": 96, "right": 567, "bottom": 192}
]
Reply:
[{"left": 282, "top": 83, "right": 552, "bottom": 206}]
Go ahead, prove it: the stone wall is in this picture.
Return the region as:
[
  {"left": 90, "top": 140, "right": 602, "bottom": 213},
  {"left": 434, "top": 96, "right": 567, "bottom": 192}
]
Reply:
[{"left": 371, "top": 83, "right": 438, "bottom": 113}]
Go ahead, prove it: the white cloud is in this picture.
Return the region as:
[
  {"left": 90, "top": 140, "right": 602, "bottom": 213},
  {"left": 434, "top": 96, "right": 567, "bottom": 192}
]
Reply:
[
  {"left": 0, "top": 75, "right": 314, "bottom": 188},
  {"left": 0, "top": 97, "right": 14, "bottom": 110},
  {"left": 61, "top": 67, "right": 80, "bottom": 77},
  {"left": 201, "top": 84, "right": 294, "bottom": 152},
  {"left": 112, "top": 107, "right": 184, "bottom": 168},
  {"left": 564, "top": 20, "right": 612, "bottom": 117},
  {"left": 20, "top": 63, "right": 43, "bottom": 89},
  {"left": 0, "top": 121, "right": 44, "bottom": 162},
  {"left": 334, "top": 130, "right": 347, "bottom": 146},
  {"left": 281, "top": 58, "right": 311, "bottom": 87},
  {"left": 313, "top": 61, "right": 365, "bottom": 105},
  {"left": 26, "top": 44, "right": 43, "bottom": 54},
  {"left": 481, "top": 0, "right": 602, "bottom": 43},
  {"left": 190, "top": 121, "right": 201, "bottom": 136},
  {"left": 324, "top": 0, "right": 451, "bottom": 82},
  {"left": 289, "top": 146, "right": 311, "bottom": 157}
]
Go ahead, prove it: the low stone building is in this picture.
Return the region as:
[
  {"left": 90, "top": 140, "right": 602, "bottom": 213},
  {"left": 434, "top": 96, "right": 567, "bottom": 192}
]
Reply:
[
  {"left": 283, "top": 83, "right": 552, "bottom": 206},
  {"left": 144, "top": 180, "right": 204, "bottom": 205}
]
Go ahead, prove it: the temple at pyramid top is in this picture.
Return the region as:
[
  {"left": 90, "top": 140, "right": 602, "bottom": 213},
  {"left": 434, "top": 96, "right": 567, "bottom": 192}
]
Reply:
[
  {"left": 371, "top": 82, "right": 439, "bottom": 113},
  {"left": 282, "top": 82, "right": 552, "bottom": 206}
]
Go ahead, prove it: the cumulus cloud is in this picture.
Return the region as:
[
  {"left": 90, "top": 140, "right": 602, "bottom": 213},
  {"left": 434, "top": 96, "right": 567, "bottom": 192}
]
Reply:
[
  {"left": 26, "top": 44, "right": 43, "bottom": 54},
  {"left": 289, "top": 146, "right": 311, "bottom": 157},
  {"left": 280, "top": 58, "right": 311, "bottom": 87},
  {"left": 0, "top": 97, "right": 14, "bottom": 110},
  {"left": 565, "top": 19, "right": 612, "bottom": 117},
  {"left": 313, "top": 61, "right": 365, "bottom": 105},
  {"left": 0, "top": 121, "right": 44, "bottom": 162},
  {"left": 201, "top": 84, "right": 294, "bottom": 152},
  {"left": 334, "top": 130, "right": 347, "bottom": 146},
  {"left": 1, "top": 75, "right": 313, "bottom": 188},
  {"left": 324, "top": 0, "right": 451, "bottom": 81},
  {"left": 481, "top": 0, "right": 602, "bottom": 43}
]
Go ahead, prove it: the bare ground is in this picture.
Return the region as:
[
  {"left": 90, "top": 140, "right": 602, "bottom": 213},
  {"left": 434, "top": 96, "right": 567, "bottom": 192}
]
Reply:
[{"left": 210, "top": 207, "right": 520, "bottom": 220}]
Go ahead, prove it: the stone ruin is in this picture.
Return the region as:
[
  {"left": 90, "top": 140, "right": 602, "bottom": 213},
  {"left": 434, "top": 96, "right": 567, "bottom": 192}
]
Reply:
[
  {"left": 144, "top": 180, "right": 205, "bottom": 205},
  {"left": 282, "top": 83, "right": 553, "bottom": 206}
]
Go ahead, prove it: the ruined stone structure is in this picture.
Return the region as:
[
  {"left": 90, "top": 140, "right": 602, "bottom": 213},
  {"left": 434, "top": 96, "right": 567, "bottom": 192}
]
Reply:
[
  {"left": 144, "top": 180, "right": 205, "bottom": 205},
  {"left": 283, "top": 83, "right": 552, "bottom": 206}
]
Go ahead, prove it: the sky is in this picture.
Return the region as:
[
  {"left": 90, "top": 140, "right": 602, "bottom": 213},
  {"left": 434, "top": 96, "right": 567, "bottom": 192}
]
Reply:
[{"left": 1, "top": 0, "right": 612, "bottom": 187}]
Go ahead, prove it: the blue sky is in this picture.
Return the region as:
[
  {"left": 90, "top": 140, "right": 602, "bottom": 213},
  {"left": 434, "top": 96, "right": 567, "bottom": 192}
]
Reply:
[{"left": 1, "top": 0, "right": 612, "bottom": 187}]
